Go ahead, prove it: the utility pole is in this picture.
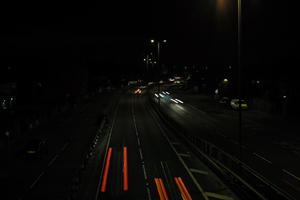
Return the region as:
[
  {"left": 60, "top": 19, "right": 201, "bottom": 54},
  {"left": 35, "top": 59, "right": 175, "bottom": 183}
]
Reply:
[
  {"left": 150, "top": 39, "right": 166, "bottom": 105},
  {"left": 237, "top": 0, "right": 243, "bottom": 162},
  {"left": 157, "top": 41, "right": 161, "bottom": 105}
]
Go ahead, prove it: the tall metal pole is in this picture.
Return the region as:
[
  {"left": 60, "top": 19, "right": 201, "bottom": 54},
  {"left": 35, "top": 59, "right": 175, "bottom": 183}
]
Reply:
[
  {"left": 158, "top": 41, "right": 161, "bottom": 105},
  {"left": 237, "top": 0, "right": 242, "bottom": 162}
]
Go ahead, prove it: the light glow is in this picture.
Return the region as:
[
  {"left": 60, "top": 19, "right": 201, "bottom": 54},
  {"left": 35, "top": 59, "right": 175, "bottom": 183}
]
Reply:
[
  {"left": 175, "top": 99, "right": 183, "bottom": 104},
  {"left": 170, "top": 98, "right": 178, "bottom": 103}
]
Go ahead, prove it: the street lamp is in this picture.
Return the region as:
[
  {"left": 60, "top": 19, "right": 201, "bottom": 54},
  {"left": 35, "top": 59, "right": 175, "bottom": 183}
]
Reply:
[
  {"left": 237, "top": 0, "right": 243, "bottom": 162},
  {"left": 150, "top": 39, "right": 167, "bottom": 105}
]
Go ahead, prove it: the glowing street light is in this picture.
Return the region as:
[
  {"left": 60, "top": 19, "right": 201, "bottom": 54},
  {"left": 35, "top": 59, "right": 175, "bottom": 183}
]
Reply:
[{"left": 149, "top": 38, "right": 167, "bottom": 106}]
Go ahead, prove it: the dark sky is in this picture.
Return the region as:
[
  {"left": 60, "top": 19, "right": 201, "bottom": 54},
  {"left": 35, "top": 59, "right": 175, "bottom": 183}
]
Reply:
[{"left": 0, "top": 1, "right": 291, "bottom": 80}]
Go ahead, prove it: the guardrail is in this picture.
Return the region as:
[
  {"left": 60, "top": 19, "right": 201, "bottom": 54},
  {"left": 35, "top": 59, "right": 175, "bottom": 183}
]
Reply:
[
  {"left": 148, "top": 93, "right": 296, "bottom": 200},
  {"left": 67, "top": 116, "right": 107, "bottom": 200}
]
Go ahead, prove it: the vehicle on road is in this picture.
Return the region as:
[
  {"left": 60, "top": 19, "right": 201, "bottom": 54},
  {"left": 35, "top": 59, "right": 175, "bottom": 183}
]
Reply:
[
  {"left": 219, "top": 97, "right": 230, "bottom": 104},
  {"left": 134, "top": 88, "right": 142, "bottom": 94},
  {"left": 230, "top": 99, "right": 248, "bottom": 110}
]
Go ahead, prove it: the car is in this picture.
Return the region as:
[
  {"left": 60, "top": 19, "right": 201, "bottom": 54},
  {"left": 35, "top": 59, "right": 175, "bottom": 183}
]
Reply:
[
  {"left": 22, "top": 139, "right": 48, "bottom": 159},
  {"left": 134, "top": 89, "right": 142, "bottom": 94},
  {"left": 219, "top": 97, "right": 229, "bottom": 104},
  {"left": 230, "top": 99, "right": 248, "bottom": 110},
  {"left": 139, "top": 85, "right": 147, "bottom": 89}
]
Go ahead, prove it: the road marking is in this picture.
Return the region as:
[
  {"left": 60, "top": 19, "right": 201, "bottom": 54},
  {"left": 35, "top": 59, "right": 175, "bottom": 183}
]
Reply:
[
  {"left": 100, "top": 147, "right": 113, "bottom": 192},
  {"left": 123, "top": 147, "right": 128, "bottom": 191},
  {"left": 47, "top": 155, "right": 59, "bottom": 167},
  {"left": 30, "top": 171, "right": 45, "bottom": 189},
  {"left": 171, "top": 142, "right": 180, "bottom": 145},
  {"left": 61, "top": 142, "right": 69, "bottom": 152},
  {"left": 253, "top": 153, "right": 272, "bottom": 164},
  {"left": 139, "top": 148, "right": 144, "bottom": 160},
  {"left": 282, "top": 169, "right": 300, "bottom": 182},
  {"left": 142, "top": 164, "right": 148, "bottom": 180},
  {"left": 150, "top": 109, "right": 209, "bottom": 200},
  {"left": 178, "top": 153, "right": 191, "bottom": 158},
  {"left": 205, "top": 192, "right": 234, "bottom": 200},
  {"left": 190, "top": 168, "right": 209, "bottom": 175},
  {"left": 146, "top": 186, "right": 152, "bottom": 200},
  {"left": 160, "top": 162, "right": 173, "bottom": 199},
  {"left": 95, "top": 99, "right": 120, "bottom": 200},
  {"left": 137, "top": 138, "right": 141, "bottom": 147},
  {"left": 132, "top": 96, "right": 152, "bottom": 200}
]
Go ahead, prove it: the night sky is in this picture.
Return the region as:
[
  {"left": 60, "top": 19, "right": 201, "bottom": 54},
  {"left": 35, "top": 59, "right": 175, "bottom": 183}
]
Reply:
[{"left": 0, "top": 1, "right": 291, "bottom": 82}]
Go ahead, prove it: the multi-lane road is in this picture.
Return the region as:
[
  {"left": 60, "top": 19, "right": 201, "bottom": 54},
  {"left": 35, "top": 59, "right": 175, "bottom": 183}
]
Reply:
[
  {"left": 93, "top": 93, "right": 238, "bottom": 199},
  {"left": 8, "top": 86, "right": 299, "bottom": 199}
]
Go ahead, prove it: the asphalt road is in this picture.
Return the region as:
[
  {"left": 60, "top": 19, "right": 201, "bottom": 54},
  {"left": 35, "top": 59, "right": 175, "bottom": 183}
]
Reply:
[
  {"left": 94, "top": 92, "right": 239, "bottom": 200},
  {"left": 152, "top": 89, "right": 300, "bottom": 199}
]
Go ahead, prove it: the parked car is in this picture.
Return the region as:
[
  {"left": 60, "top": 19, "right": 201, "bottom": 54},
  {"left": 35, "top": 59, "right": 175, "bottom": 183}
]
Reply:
[
  {"left": 22, "top": 139, "right": 48, "bottom": 159},
  {"left": 230, "top": 99, "right": 248, "bottom": 110}
]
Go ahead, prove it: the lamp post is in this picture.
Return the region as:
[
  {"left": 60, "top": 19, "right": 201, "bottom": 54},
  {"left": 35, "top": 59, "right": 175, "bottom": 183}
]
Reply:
[
  {"left": 237, "top": 0, "right": 243, "bottom": 162},
  {"left": 150, "top": 39, "right": 167, "bottom": 105}
]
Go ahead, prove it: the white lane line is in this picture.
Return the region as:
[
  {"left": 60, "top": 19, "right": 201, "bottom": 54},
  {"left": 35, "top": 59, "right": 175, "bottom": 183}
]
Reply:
[
  {"left": 146, "top": 186, "right": 152, "bottom": 200},
  {"left": 178, "top": 153, "right": 191, "bottom": 158},
  {"left": 47, "top": 155, "right": 59, "bottom": 167},
  {"left": 139, "top": 148, "right": 144, "bottom": 160},
  {"left": 151, "top": 110, "right": 209, "bottom": 200},
  {"left": 253, "top": 153, "right": 272, "bottom": 164},
  {"left": 137, "top": 138, "right": 141, "bottom": 147},
  {"left": 61, "top": 142, "right": 69, "bottom": 152},
  {"left": 171, "top": 142, "right": 181, "bottom": 145},
  {"left": 190, "top": 168, "right": 209, "bottom": 175},
  {"left": 142, "top": 164, "right": 148, "bottom": 180},
  {"left": 95, "top": 100, "right": 120, "bottom": 200},
  {"left": 30, "top": 171, "right": 45, "bottom": 189},
  {"left": 132, "top": 96, "right": 151, "bottom": 200},
  {"left": 282, "top": 169, "right": 300, "bottom": 181},
  {"left": 205, "top": 192, "right": 234, "bottom": 200}
]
